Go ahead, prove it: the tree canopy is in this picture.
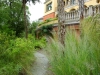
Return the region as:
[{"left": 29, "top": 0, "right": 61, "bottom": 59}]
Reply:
[{"left": 0, "top": 0, "right": 30, "bottom": 37}]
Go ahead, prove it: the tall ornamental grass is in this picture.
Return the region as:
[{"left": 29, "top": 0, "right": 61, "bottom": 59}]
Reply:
[{"left": 46, "top": 15, "right": 100, "bottom": 75}]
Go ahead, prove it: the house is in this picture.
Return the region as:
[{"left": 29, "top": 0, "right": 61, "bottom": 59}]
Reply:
[
  {"left": 44, "top": 0, "right": 100, "bottom": 20},
  {"left": 42, "top": 0, "right": 100, "bottom": 38}
]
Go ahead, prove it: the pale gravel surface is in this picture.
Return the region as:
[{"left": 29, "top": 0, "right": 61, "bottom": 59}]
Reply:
[{"left": 32, "top": 51, "right": 49, "bottom": 75}]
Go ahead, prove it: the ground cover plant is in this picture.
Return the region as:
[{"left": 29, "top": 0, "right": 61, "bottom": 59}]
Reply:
[{"left": 46, "top": 15, "right": 100, "bottom": 75}]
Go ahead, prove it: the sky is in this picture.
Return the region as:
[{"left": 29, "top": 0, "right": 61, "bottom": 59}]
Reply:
[{"left": 28, "top": 0, "right": 45, "bottom": 22}]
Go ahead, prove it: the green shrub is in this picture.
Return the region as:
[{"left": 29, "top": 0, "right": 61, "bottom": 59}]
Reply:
[
  {"left": 35, "top": 37, "right": 46, "bottom": 50},
  {"left": 46, "top": 15, "right": 100, "bottom": 75},
  {"left": 0, "top": 33, "right": 35, "bottom": 75},
  {"left": 0, "top": 32, "right": 15, "bottom": 57}
]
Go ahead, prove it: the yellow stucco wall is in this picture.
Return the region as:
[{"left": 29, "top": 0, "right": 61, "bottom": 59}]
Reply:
[
  {"left": 65, "top": 0, "right": 98, "bottom": 12},
  {"left": 85, "top": 0, "right": 98, "bottom": 7},
  {"left": 44, "top": 0, "right": 99, "bottom": 16},
  {"left": 44, "top": 0, "right": 57, "bottom": 16}
]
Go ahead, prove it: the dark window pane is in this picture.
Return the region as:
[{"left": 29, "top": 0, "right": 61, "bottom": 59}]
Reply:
[{"left": 46, "top": 2, "right": 52, "bottom": 11}]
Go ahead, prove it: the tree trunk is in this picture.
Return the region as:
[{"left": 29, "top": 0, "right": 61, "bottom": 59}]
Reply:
[
  {"left": 57, "top": 0, "right": 66, "bottom": 45},
  {"left": 23, "top": 0, "right": 28, "bottom": 38},
  {"left": 78, "top": 0, "right": 84, "bottom": 20}
]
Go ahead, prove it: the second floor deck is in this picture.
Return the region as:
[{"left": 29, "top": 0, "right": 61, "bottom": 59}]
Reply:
[
  {"left": 64, "top": 4, "right": 100, "bottom": 24},
  {"left": 43, "top": 4, "right": 100, "bottom": 27}
]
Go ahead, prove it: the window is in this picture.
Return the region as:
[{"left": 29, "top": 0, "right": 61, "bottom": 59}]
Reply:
[
  {"left": 46, "top": 2, "right": 52, "bottom": 11},
  {"left": 70, "top": 0, "right": 76, "bottom": 5}
]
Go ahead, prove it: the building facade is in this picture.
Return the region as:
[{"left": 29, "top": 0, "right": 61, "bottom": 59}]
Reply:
[
  {"left": 43, "top": 0, "right": 100, "bottom": 39},
  {"left": 43, "top": 0, "right": 100, "bottom": 21},
  {"left": 43, "top": 0, "right": 57, "bottom": 20}
]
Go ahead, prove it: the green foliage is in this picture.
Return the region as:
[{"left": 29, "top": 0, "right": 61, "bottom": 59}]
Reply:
[
  {"left": 25, "top": 0, "right": 40, "bottom": 4},
  {"left": 36, "top": 24, "right": 53, "bottom": 38},
  {"left": 46, "top": 15, "right": 100, "bottom": 75},
  {"left": 0, "top": 0, "right": 42, "bottom": 75},
  {"left": 35, "top": 37, "right": 46, "bottom": 49},
  {"left": 39, "top": 18, "right": 57, "bottom": 26},
  {"left": 0, "top": 33, "right": 35, "bottom": 75},
  {"left": 29, "top": 21, "right": 40, "bottom": 36},
  {"left": 0, "top": 0, "right": 30, "bottom": 37}
]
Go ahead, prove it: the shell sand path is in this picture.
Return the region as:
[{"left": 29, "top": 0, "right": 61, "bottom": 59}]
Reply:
[{"left": 32, "top": 51, "right": 49, "bottom": 75}]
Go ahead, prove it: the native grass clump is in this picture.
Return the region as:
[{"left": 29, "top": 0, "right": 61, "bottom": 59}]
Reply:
[{"left": 46, "top": 15, "right": 100, "bottom": 75}]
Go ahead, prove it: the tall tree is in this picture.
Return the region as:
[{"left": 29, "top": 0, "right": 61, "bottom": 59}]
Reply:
[
  {"left": 22, "top": 0, "right": 40, "bottom": 38},
  {"left": 57, "top": 0, "right": 66, "bottom": 45},
  {"left": 78, "top": 0, "right": 84, "bottom": 20},
  {"left": 23, "top": 0, "right": 27, "bottom": 38},
  {"left": 0, "top": 0, "right": 26, "bottom": 36}
]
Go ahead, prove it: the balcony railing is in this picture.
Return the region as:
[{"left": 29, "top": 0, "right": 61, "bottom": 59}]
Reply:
[{"left": 65, "top": 4, "right": 100, "bottom": 24}]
